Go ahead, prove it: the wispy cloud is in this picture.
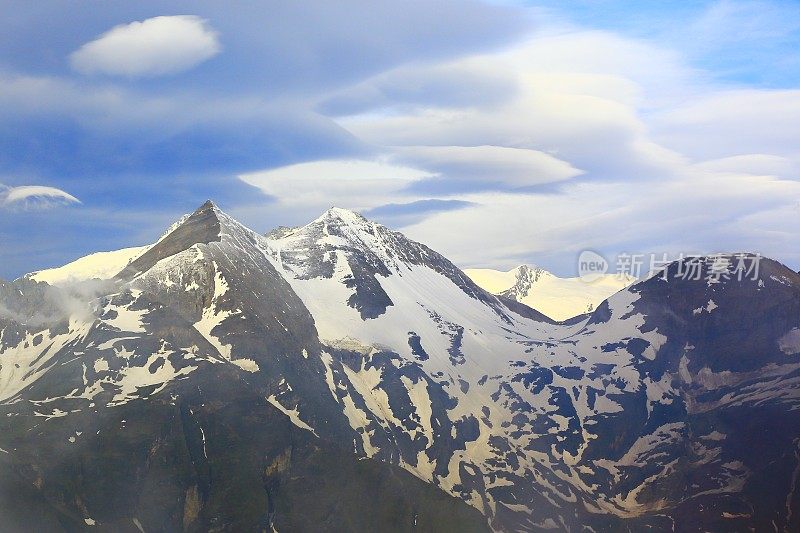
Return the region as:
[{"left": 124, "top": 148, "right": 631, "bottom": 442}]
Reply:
[
  {"left": 238, "top": 159, "right": 432, "bottom": 211},
  {"left": 0, "top": 1, "right": 799, "bottom": 279},
  {"left": 396, "top": 145, "right": 583, "bottom": 193},
  {"left": 70, "top": 15, "right": 221, "bottom": 77},
  {"left": 281, "top": 21, "right": 800, "bottom": 273},
  {"left": 1, "top": 185, "right": 80, "bottom": 209},
  {"left": 363, "top": 198, "right": 476, "bottom": 227}
]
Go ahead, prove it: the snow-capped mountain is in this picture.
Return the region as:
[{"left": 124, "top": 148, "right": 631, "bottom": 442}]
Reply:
[
  {"left": 1, "top": 201, "right": 799, "bottom": 532},
  {"left": 465, "top": 265, "right": 635, "bottom": 321},
  {"left": 26, "top": 246, "right": 150, "bottom": 286}
]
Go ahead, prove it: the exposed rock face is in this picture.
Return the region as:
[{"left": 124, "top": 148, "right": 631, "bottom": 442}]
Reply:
[
  {"left": 0, "top": 202, "right": 489, "bottom": 532},
  {"left": 267, "top": 207, "right": 507, "bottom": 320},
  {"left": 1, "top": 203, "right": 799, "bottom": 532},
  {"left": 117, "top": 200, "right": 223, "bottom": 282}
]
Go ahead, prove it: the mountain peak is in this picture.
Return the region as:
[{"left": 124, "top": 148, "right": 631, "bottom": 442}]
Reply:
[
  {"left": 465, "top": 264, "right": 635, "bottom": 321},
  {"left": 320, "top": 206, "right": 367, "bottom": 225},
  {"left": 268, "top": 205, "right": 510, "bottom": 321},
  {"left": 515, "top": 264, "right": 551, "bottom": 278},
  {"left": 116, "top": 201, "right": 226, "bottom": 281},
  {"left": 265, "top": 207, "right": 375, "bottom": 246},
  {"left": 188, "top": 199, "right": 226, "bottom": 221}
]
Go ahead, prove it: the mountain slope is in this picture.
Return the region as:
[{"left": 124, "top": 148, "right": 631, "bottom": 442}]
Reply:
[
  {"left": 264, "top": 209, "right": 800, "bottom": 530},
  {"left": 0, "top": 202, "right": 490, "bottom": 531},
  {"left": 25, "top": 246, "right": 150, "bottom": 286},
  {"left": 465, "top": 264, "right": 635, "bottom": 321},
  {"left": 2, "top": 203, "right": 799, "bottom": 531}
]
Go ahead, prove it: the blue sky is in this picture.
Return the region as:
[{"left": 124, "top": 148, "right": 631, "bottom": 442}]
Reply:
[{"left": 1, "top": 0, "right": 798, "bottom": 278}]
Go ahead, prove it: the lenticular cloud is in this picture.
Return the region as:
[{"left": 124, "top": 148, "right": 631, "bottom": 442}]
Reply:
[
  {"left": 0, "top": 185, "right": 80, "bottom": 208},
  {"left": 70, "top": 15, "right": 220, "bottom": 77}
]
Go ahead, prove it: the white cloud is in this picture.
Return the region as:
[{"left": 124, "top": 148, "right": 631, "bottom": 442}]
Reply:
[
  {"left": 400, "top": 169, "right": 800, "bottom": 273},
  {"left": 651, "top": 89, "right": 800, "bottom": 161},
  {"left": 239, "top": 159, "right": 433, "bottom": 211},
  {"left": 70, "top": 15, "right": 220, "bottom": 77},
  {"left": 31, "top": 6, "right": 799, "bottom": 273},
  {"left": 336, "top": 32, "right": 693, "bottom": 183},
  {"left": 395, "top": 145, "right": 582, "bottom": 188},
  {"left": 296, "top": 25, "right": 800, "bottom": 272},
  {"left": 238, "top": 146, "right": 580, "bottom": 215},
  {"left": 692, "top": 154, "right": 798, "bottom": 178},
  {"left": 1, "top": 185, "right": 81, "bottom": 208}
]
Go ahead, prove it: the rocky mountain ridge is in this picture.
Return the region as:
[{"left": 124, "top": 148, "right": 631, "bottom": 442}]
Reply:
[{"left": 1, "top": 201, "right": 798, "bottom": 532}]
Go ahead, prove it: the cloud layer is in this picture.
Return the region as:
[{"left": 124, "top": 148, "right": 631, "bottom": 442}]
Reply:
[
  {"left": 248, "top": 11, "right": 800, "bottom": 273},
  {"left": 0, "top": 1, "right": 798, "bottom": 279},
  {"left": 239, "top": 159, "right": 432, "bottom": 210},
  {"left": 70, "top": 15, "right": 220, "bottom": 77},
  {"left": 1, "top": 185, "right": 80, "bottom": 209}
]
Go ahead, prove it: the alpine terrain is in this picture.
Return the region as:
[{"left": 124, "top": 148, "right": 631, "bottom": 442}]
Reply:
[
  {"left": 465, "top": 265, "right": 635, "bottom": 321},
  {"left": 1, "top": 201, "right": 799, "bottom": 532}
]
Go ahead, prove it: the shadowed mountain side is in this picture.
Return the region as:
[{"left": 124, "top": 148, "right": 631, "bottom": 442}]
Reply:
[
  {"left": 0, "top": 362, "right": 488, "bottom": 532},
  {"left": 2, "top": 204, "right": 799, "bottom": 532}
]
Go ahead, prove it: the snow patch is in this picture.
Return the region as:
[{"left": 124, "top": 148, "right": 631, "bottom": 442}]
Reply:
[
  {"left": 26, "top": 246, "right": 149, "bottom": 285},
  {"left": 267, "top": 395, "right": 318, "bottom": 436},
  {"left": 231, "top": 358, "right": 259, "bottom": 372}
]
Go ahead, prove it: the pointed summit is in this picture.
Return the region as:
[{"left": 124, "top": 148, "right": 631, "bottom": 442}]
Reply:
[
  {"left": 317, "top": 206, "right": 369, "bottom": 228},
  {"left": 189, "top": 199, "right": 224, "bottom": 220},
  {"left": 116, "top": 201, "right": 225, "bottom": 281},
  {"left": 268, "top": 206, "right": 381, "bottom": 252},
  {"left": 323, "top": 206, "right": 362, "bottom": 218},
  {"left": 269, "top": 205, "right": 507, "bottom": 320}
]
